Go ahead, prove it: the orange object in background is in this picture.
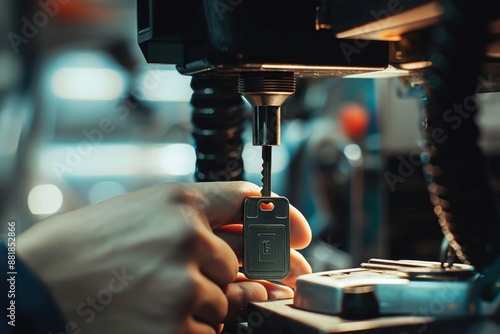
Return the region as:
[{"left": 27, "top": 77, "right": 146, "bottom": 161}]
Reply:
[
  {"left": 57, "top": 0, "right": 109, "bottom": 22},
  {"left": 338, "top": 103, "right": 370, "bottom": 142}
]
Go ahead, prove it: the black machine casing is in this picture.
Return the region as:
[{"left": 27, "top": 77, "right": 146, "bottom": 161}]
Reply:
[{"left": 137, "top": 0, "right": 390, "bottom": 76}]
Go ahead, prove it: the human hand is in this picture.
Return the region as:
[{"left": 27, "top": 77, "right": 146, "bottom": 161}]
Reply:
[
  {"left": 187, "top": 182, "right": 312, "bottom": 324},
  {"left": 17, "top": 181, "right": 312, "bottom": 333}
]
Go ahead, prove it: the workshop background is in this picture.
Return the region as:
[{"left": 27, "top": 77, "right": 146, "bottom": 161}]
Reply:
[{"left": 1, "top": 0, "right": 500, "bottom": 272}]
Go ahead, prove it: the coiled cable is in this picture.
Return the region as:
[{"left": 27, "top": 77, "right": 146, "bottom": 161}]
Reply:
[{"left": 423, "top": 0, "right": 500, "bottom": 272}]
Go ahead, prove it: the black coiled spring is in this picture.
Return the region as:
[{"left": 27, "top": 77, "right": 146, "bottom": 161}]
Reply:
[{"left": 190, "top": 76, "right": 246, "bottom": 182}]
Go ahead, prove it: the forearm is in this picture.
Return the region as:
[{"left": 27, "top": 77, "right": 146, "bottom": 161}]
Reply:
[{"left": 1, "top": 242, "right": 66, "bottom": 334}]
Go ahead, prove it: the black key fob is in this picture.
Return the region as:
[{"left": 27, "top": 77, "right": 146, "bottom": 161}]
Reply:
[{"left": 243, "top": 196, "right": 290, "bottom": 280}]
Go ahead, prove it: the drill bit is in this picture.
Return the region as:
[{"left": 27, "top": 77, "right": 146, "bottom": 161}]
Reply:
[{"left": 261, "top": 146, "right": 272, "bottom": 197}]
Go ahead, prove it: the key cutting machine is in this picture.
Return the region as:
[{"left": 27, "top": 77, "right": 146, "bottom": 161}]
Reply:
[{"left": 138, "top": 0, "right": 500, "bottom": 332}]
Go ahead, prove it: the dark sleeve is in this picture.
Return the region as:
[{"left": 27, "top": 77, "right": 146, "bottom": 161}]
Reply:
[{"left": 1, "top": 242, "right": 66, "bottom": 334}]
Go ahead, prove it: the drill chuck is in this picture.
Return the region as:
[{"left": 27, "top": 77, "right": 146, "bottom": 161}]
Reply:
[
  {"left": 238, "top": 72, "right": 295, "bottom": 146},
  {"left": 252, "top": 105, "right": 280, "bottom": 146}
]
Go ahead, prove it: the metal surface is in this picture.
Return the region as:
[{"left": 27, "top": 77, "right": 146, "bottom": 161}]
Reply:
[
  {"left": 292, "top": 258, "right": 500, "bottom": 319},
  {"left": 238, "top": 72, "right": 295, "bottom": 146},
  {"left": 294, "top": 268, "right": 476, "bottom": 317},
  {"left": 360, "top": 258, "right": 476, "bottom": 279},
  {"left": 261, "top": 147, "right": 272, "bottom": 197},
  {"left": 176, "top": 62, "right": 387, "bottom": 78},
  {"left": 335, "top": 2, "right": 442, "bottom": 41},
  {"left": 247, "top": 299, "right": 500, "bottom": 334}
]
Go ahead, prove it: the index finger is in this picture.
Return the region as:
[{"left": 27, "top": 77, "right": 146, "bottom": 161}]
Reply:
[{"left": 188, "top": 181, "right": 312, "bottom": 250}]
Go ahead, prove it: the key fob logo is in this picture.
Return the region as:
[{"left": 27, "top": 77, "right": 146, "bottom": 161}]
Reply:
[
  {"left": 262, "top": 240, "right": 272, "bottom": 254},
  {"left": 259, "top": 234, "right": 275, "bottom": 262}
]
